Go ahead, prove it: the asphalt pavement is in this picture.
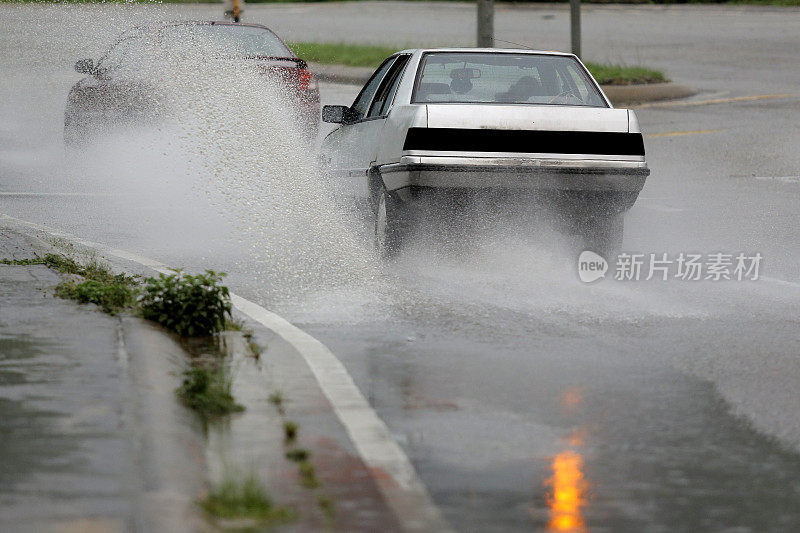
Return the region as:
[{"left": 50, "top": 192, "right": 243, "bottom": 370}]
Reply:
[{"left": 2, "top": 3, "right": 800, "bottom": 532}]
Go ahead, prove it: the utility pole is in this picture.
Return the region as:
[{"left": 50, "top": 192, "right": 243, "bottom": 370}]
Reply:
[
  {"left": 570, "top": 0, "right": 581, "bottom": 58},
  {"left": 477, "top": 0, "right": 494, "bottom": 48}
]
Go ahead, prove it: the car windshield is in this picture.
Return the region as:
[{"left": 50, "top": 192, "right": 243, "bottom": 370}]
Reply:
[
  {"left": 413, "top": 52, "right": 606, "bottom": 107},
  {"left": 98, "top": 24, "right": 292, "bottom": 72}
]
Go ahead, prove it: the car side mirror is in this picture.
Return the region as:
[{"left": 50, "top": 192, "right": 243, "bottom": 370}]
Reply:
[
  {"left": 75, "top": 58, "right": 95, "bottom": 75},
  {"left": 322, "top": 105, "right": 357, "bottom": 124}
]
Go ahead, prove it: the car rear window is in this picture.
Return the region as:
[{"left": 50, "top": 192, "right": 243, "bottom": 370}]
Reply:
[
  {"left": 413, "top": 52, "right": 606, "bottom": 107},
  {"left": 160, "top": 25, "right": 292, "bottom": 57}
]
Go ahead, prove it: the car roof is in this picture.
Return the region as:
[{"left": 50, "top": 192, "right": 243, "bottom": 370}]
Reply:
[
  {"left": 396, "top": 47, "right": 576, "bottom": 58},
  {"left": 123, "top": 21, "right": 275, "bottom": 34}
]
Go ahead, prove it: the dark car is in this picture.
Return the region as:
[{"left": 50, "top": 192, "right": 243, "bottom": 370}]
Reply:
[{"left": 65, "top": 21, "right": 320, "bottom": 145}]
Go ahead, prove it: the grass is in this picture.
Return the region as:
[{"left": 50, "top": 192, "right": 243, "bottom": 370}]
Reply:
[
  {"left": 285, "top": 448, "right": 310, "bottom": 462},
  {"left": 15, "top": 253, "right": 142, "bottom": 314},
  {"left": 289, "top": 41, "right": 668, "bottom": 85},
  {"left": 298, "top": 460, "right": 320, "bottom": 489},
  {"left": 290, "top": 42, "right": 401, "bottom": 68},
  {"left": 223, "top": 317, "right": 244, "bottom": 331},
  {"left": 283, "top": 420, "right": 298, "bottom": 442},
  {"left": 583, "top": 62, "right": 667, "bottom": 85},
  {"left": 54, "top": 278, "right": 138, "bottom": 314},
  {"left": 318, "top": 495, "right": 336, "bottom": 521},
  {"left": 200, "top": 474, "right": 294, "bottom": 523},
  {"left": 177, "top": 365, "right": 244, "bottom": 417},
  {"left": 1, "top": 257, "right": 48, "bottom": 266},
  {"left": 268, "top": 390, "right": 284, "bottom": 407}
]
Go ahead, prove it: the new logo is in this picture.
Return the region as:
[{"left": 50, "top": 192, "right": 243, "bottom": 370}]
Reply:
[{"left": 578, "top": 251, "right": 608, "bottom": 283}]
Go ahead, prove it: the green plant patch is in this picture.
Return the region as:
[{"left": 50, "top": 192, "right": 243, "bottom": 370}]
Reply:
[
  {"left": 177, "top": 366, "right": 244, "bottom": 417},
  {"left": 0, "top": 257, "right": 47, "bottom": 265},
  {"left": 140, "top": 270, "right": 232, "bottom": 337},
  {"left": 55, "top": 279, "right": 138, "bottom": 314},
  {"left": 283, "top": 420, "right": 298, "bottom": 442},
  {"left": 318, "top": 495, "right": 336, "bottom": 521},
  {"left": 285, "top": 448, "right": 310, "bottom": 462},
  {"left": 200, "top": 475, "right": 294, "bottom": 523},
  {"left": 289, "top": 42, "right": 400, "bottom": 68},
  {"left": 298, "top": 460, "right": 320, "bottom": 489},
  {"left": 584, "top": 62, "right": 667, "bottom": 85}
]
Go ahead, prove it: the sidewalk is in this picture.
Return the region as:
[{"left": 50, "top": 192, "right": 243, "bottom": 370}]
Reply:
[
  {"left": 0, "top": 229, "right": 208, "bottom": 533},
  {"left": 0, "top": 225, "right": 406, "bottom": 532}
]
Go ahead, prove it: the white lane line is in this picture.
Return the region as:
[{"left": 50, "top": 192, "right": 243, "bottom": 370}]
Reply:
[{"left": 0, "top": 212, "right": 451, "bottom": 533}]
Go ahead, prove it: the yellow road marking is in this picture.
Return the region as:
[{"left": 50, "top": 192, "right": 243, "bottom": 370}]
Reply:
[
  {"left": 646, "top": 129, "right": 720, "bottom": 138},
  {"left": 635, "top": 93, "right": 797, "bottom": 109}
]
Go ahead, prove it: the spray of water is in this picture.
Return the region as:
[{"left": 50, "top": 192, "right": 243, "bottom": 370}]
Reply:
[{"left": 3, "top": 3, "right": 800, "bottom": 453}]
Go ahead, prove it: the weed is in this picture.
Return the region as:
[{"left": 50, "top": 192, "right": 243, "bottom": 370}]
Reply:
[
  {"left": 317, "top": 495, "right": 336, "bottom": 521},
  {"left": 140, "top": 270, "right": 232, "bottom": 337},
  {"left": 223, "top": 317, "right": 244, "bottom": 331},
  {"left": 0, "top": 257, "right": 47, "bottom": 265},
  {"left": 200, "top": 474, "right": 293, "bottom": 523},
  {"left": 177, "top": 366, "right": 244, "bottom": 417},
  {"left": 55, "top": 279, "right": 138, "bottom": 314},
  {"left": 285, "top": 448, "right": 309, "bottom": 463},
  {"left": 247, "top": 340, "right": 264, "bottom": 359},
  {"left": 43, "top": 253, "right": 82, "bottom": 274},
  {"left": 298, "top": 461, "right": 320, "bottom": 489},
  {"left": 283, "top": 420, "right": 298, "bottom": 442},
  {"left": 268, "top": 390, "right": 284, "bottom": 407}
]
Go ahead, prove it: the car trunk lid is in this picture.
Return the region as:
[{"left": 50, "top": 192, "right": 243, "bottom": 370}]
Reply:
[
  {"left": 406, "top": 104, "right": 643, "bottom": 158},
  {"left": 425, "top": 104, "right": 629, "bottom": 133}
]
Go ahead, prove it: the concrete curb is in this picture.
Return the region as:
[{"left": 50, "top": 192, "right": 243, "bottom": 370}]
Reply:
[
  {"left": 602, "top": 82, "right": 696, "bottom": 105},
  {"left": 310, "top": 62, "right": 695, "bottom": 106},
  {"left": 1, "top": 216, "right": 426, "bottom": 532}
]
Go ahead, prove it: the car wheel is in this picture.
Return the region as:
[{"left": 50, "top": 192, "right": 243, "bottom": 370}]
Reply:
[{"left": 374, "top": 187, "right": 406, "bottom": 259}]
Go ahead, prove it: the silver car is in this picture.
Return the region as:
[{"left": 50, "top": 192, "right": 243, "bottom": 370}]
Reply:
[{"left": 321, "top": 48, "right": 649, "bottom": 257}]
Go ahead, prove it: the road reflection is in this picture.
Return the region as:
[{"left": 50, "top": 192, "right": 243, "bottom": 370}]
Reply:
[{"left": 546, "top": 388, "right": 590, "bottom": 532}]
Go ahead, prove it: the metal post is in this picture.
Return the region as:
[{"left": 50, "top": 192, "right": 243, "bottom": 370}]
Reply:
[
  {"left": 477, "top": 0, "right": 494, "bottom": 48},
  {"left": 570, "top": 0, "right": 581, "bottom": 58},
  {"left": 232, "top": 0, "right": 241, "bottom": 22}
]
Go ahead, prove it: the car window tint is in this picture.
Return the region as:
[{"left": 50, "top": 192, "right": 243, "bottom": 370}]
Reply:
[
  {"left": 367, "top": 55, "right": 411, "bottom": 118},
  {"left": 99, "top": 25, "right": 293, "bottom": 73},
  {"left": 351, "top": 57, "right": 397, "bottom": 120},
  {"left": 413, "top": 52, "right": 606, "bottom": 107},
  {"left": 160, "top": 25, "right": 292, "bottom": 57}
]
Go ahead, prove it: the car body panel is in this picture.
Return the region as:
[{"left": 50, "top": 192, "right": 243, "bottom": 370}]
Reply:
[
  {"left": 321, "top": 48, "right": 649, "bottom": 209},
  {"left": 65, "top": 21, "right": 320, "bottom": 144}
]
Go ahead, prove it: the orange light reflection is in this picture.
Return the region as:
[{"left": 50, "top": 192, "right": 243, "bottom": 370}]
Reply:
[{"left": 545, "top": 449, "right": 589, "bottom": 532}]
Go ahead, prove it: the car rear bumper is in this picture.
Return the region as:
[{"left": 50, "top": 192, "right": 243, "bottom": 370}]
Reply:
[{"left": 379, "top": 155, "right": 650, "bottom": 193}]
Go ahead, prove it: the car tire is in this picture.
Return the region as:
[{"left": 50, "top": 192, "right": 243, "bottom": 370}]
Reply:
[{"left": 374, "top": 187, "right": 406, "bottom": 259}]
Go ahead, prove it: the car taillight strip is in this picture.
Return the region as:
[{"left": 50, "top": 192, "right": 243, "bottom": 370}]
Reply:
[
  {"left": 297, "top": 68, "right": 314, "bottom": 90},
  {"left": 403, "top": 128, "right": 645, "bottom": 156}
]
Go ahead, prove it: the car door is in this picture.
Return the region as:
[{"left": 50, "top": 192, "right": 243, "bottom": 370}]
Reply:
[{"left": 325, "top": 55, "right": 411, "bottom": 199}]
